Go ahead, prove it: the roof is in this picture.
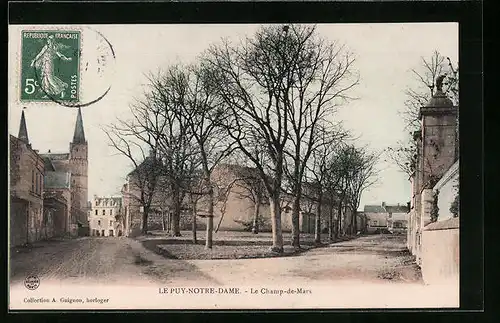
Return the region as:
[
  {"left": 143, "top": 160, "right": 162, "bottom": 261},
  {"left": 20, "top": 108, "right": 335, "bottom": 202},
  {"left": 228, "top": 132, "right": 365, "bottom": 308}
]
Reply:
[
  {"left": 18, "top": 110, "right": 29, "bottom": 144},
  {"left": 127, "top": 156, "right": 162, "bottom": 176},
  {"left": 40, "top": 153, "right": 70, "bottom": 160},
  {"left": 44, "top": 171, "right": 71, "bottom": 189},
  {"left": 385, "top": 205, "right": 409, "bottom": 214},
  {"left": 93, "top": 196, "right": 122, "bottom": 207},
  {"left": 364, "top": 205, "right": 386, "bottom": 213},
  {"left": 42, "top": 157, "right": 56, "bottom": 171},
  {"left": 73, "top": 107, "right": 86, "bottom": 143}
]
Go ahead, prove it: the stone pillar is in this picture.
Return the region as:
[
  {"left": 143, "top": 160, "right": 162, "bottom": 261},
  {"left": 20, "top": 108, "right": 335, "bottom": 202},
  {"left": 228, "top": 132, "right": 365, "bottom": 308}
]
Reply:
[{"left": 419, "top": 88, "right": 458, "bottom": 188}]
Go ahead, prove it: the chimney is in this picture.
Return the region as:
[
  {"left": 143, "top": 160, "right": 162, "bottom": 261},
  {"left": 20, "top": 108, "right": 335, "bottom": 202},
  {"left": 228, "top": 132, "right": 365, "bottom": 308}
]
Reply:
[{"left": 48, "top": 149, "right": 51, "bottom": 153}]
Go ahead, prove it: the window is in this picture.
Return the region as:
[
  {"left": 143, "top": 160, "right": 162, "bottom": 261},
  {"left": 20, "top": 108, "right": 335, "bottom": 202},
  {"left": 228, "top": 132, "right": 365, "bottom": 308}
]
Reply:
[
  {"left": 102, "top": 210, "right": 106, "bottom": 215},
  {"left": 110, "top": 209, "right": 113, "bottom": 216},
  {"left": 95, "top": 210, "right": 98, "bottom": 215},
  {"left": 98, "top": 220, "right": 101, "bottom": 226},
  {"left": 110, "top": 220, "right": 113, "bottom": 226},
  {"left": 373, "top": 220, "right": 378, "bottom": 226},
  {"left": 31, "top": 170, "right": 35, "bottom": 192}
]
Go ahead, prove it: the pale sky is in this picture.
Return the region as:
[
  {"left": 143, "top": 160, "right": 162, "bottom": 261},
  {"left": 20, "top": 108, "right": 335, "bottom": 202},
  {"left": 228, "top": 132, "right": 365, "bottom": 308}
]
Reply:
[{"left": 8, "top": 23, "right": 458, "bottom": 209}]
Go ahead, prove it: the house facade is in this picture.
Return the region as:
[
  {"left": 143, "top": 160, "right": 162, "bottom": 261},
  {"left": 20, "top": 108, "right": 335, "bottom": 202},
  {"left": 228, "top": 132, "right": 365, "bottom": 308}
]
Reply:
[
  {"left": 122, "top": 160, "right": 338, "bottom": 235},
  {"left": 363, "top": 202, "right": 409, "bottom": 234},
  {"left": 9, "top": 109, "right": 90, "bottom": 246},
  {"left": 89, "top": 196, "right": 124, "bottom": 237},
  {"left": 9, "top": 114, "right": 45, "bottom": 246}
]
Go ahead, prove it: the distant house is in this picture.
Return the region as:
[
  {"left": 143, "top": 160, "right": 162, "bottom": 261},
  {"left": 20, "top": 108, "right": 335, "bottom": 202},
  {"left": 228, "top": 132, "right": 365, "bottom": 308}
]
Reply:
[
  {"left": 363, "top": 202, "right": 409, "bottom": 234},
  {"left": 89, "top": 196, "right": 124, "bottom": 237},
  {"left": 385, "top": 204, "right": 410, "bottom": 234},
  {"left": 363, "top": 204, "right": 388, "bottom": 233}
]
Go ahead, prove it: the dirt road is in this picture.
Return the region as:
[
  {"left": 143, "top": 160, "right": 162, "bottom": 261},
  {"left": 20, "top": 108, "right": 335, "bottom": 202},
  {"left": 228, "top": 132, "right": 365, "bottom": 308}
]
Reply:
[
  {"left": 9, "top": 237, "right": 217, "bottom": 286},
  {"left": 10, "top": 234, "right": 420, "bottom": 286}
]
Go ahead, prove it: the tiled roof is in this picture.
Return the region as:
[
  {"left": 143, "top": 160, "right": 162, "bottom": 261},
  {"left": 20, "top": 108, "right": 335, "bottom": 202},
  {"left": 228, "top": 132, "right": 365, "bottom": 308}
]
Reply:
[
  {"left": 44, "top": 171, "right": 71, "bottom": 189},
  {"left": 364, "top": 205, "right": 386, "bottom": 213}
]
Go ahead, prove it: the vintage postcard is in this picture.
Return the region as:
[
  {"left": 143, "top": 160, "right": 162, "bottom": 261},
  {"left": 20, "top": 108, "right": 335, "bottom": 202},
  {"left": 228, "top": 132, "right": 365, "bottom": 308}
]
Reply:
[{"left": 8, "top": 23, "right": 460, "bottom": 310}]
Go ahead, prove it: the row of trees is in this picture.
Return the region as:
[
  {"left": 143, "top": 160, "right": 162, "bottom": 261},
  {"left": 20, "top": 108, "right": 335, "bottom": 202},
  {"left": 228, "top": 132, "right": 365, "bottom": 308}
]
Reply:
[{"left": 106, "top": 24, "right": 378, "bottom": 252}]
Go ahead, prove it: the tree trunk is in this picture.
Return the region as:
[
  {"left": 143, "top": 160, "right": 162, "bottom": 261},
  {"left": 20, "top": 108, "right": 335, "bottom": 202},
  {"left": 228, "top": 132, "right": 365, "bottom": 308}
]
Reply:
[
  {"left": 269, "top": 193, "right": 284, "bottom": 253},
  {"left": 328, "top": 203, "right": 334, "bottom": 242},
  {"left": 291, "top": 190, "right": 301, "bottom": 249},
  {"left": 161, "top": 211, "right": 166, "bottom": 231},
  {"left": 191, "top": 198, "right": 197, "bottom": 244},
  {"left": 336, "top": 200, "right": 342, "bottom": 238},
  {"left": 252, "top": 200, "right": 260, "bottom": 234},
  {"left": 353, "top": 210, "right": 358, "bottom": 234},
  {"left": 205, "top": 187, "right": 214, "bottom": 249},
  {"left": 314, "top": 197, "right": 322, "bottom": 244},
  {"left": 171, "top": 190, "right": 182, "bottom": 237},
  {"left": 141, "top": 207, "right": 149, "bottom": 234}
]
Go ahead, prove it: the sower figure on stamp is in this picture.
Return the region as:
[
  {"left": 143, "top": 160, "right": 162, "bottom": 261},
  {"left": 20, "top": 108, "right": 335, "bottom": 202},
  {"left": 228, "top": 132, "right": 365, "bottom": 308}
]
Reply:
[{"left": 30, "top": 35, "right": 72, "bottom": 98}]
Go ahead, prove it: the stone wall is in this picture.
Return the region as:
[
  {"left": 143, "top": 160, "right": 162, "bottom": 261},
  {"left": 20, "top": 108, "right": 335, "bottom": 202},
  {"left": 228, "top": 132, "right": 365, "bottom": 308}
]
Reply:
[
  {"left": 433, "top": 160, "right": 459, "bottom": 221},
  {"left": 10, "top": 196, "right": 28, "bottom": 247},
  {"left": 421, "top": 217, "right": 459, "bottom": 286}
]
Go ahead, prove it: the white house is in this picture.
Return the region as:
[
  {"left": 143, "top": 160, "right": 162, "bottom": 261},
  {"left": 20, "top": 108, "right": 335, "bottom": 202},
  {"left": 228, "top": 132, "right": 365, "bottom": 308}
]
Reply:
[
  {"left": 89, "top": 196, "right": 124, "bottom": 237},
  {"left": 363, "top": 202, "right": 409, "bottom": 234}
]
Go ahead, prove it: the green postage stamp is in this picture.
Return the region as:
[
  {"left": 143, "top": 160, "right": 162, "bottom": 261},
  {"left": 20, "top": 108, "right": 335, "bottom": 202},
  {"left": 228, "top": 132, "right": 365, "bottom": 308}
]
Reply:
[{"left": 20, "top": 30, "right": 81, "bottom": 103}]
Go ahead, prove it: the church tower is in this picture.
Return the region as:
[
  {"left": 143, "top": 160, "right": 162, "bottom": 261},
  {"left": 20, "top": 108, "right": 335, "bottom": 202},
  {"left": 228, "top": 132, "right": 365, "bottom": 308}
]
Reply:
[
  {"left": 18, "top": 110, "right": 30, "bottom": 145},
  {"left": 69, "top": 107, "right": 88, "bottom": 225}
]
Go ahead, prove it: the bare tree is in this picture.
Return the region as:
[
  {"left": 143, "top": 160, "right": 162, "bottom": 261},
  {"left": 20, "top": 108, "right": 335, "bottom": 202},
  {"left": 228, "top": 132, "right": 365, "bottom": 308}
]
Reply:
[
  {"left": 143, "top": 69, "right": 202, "bottom": 237},
  {"left": 106, "top": 123, "right": 162, "bottom": 235},
  {"left": 345, "top": 147, "right": 379, "bottom": 234},
  {"left": 203, "top": 27, "right": 291, "bottom": 253},
  {"left": 306, "top": 129, "right": 348, "bottom": 244},
  {"left": 160, "top": 63, "right": 235, "bottom": 249},
  {"left": 277, "top": 25, "right": 359, "bottom": 249},
  {"left": 204, "top": 24, "right": 357, "bottom": 253},
  {"left": 387, "top": 51, "right": 459, "bottom": 176}
]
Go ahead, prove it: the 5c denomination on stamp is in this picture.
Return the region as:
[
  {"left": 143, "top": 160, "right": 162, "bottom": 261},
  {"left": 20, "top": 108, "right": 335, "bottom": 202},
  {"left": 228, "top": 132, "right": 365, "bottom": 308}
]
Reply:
[{"left": 20, "top": 30, "right": 81, "bottom": 103}]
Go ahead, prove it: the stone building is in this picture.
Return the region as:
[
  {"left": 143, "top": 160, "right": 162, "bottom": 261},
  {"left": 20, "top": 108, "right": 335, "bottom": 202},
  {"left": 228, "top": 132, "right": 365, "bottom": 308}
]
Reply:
[
  {"left": 39, "top": 107, "right": 89, "bottom": 232},
  {"left": 89, "top": 196, "right": 124, "bottom": 237},
  {"left": 406, "top": 76, "right": 459, "bottom": 286},
  {"left": 9, "top": 111, "right": 45, "bottom": 246}
]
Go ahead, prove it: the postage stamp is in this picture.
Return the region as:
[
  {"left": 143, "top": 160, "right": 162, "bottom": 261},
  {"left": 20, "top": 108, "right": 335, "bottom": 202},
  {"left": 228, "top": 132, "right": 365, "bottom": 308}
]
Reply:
[{"left": 20, "top": 30, "right": 81, "bottom": 103}]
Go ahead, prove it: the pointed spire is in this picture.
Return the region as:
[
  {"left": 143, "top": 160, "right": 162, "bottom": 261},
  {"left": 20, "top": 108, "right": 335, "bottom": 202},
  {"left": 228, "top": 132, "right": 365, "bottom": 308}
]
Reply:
[
  {"left": 72, "top": 107, "right": 86, "bottom": 144},
  {"left": 18, "top": 109, "right": 30, "bottom": 144}
]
